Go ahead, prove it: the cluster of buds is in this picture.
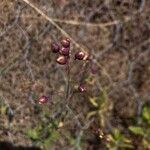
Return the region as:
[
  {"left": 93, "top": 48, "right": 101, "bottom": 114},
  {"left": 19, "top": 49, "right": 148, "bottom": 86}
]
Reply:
[
  {"left": 51, "top": 38, "right": 70, "bottom": 65},
  {"left": 51, "top": 38, "right": 88, "bottom": 65},
  {"left": 51, "top": 38, "right": 89, "bottom": 93},
  {"left": 51, "top": 38, "right": 88, "bottom": 93},
  {"left": 38, "top": 38, "right": 88, "bottom": 104}
]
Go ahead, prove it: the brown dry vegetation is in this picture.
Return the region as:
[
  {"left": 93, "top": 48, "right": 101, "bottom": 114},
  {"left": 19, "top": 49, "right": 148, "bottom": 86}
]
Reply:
[{"left": 0, "top": 0, "right": 150, "bottom": 150}]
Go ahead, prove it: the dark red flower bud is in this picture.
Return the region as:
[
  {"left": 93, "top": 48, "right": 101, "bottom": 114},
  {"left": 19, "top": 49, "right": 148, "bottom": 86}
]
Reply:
[
  {"left": 75, "top": 51, "right": 85, "bottom": 60},
  {"left": 38, "top": 96, "right": 49, "bottom": 104},
  {"left": 59, "top": 47, "right": 70, "bottom": 56},
  {"left": 56, "top": 55, "right": 67, "bottom": 65},
  {"left": 78, "top": 84, "right": 86, "bottom": 92},
  {"left": 61, "top": 38, "right": 70, "bottom": 48},
  {"left": 51, "top": 43, "right": 60, "bottom": 53}
]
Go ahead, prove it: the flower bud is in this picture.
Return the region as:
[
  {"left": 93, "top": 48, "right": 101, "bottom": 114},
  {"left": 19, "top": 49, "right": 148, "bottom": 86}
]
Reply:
[
  {"left": 38, "top": 96, "right": 49, "bottom": 104},
  {"left": 56, "top": 55, "right": 67, "bottom": 65},
  {"left": 51, "top": 43, "right": 60, "bottom": 53},
  {"left": 78, "top": 84, "right": 86, "bottom": 92},
  {"left": 61, "top": 38, "right": 70, "bottom": 48},
  {"left": 75, "top": 51, "right": 85, "bottom": 60},
  {"left": 59, "top": 47, "right": 70, "bottom": 56}
]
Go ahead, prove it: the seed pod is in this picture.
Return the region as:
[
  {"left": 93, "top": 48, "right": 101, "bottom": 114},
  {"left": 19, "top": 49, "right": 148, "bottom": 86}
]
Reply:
[
  {"left": 38, "top": 96, "right": 49, "bottom": 104},
  {"left": 61, "top": 38, "right": 70, "bottom": 48},
  {"left": 56, "top": 55, "right": 67, "bottom": 65},
  {"left": 75, "top": 51, "right": 85, "bottom": 60},
  {"left": 59, "top": 47, "right": 70, "bottom": 56},
  {"left": 78, "top": 84, "right": 86, "bottom": 92},
  {"left": 51, "top": 43, "right": 60, "bottom": 53}
]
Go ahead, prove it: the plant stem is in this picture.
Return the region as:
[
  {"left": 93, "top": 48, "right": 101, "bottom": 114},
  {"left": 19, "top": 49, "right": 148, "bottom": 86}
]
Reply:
[{"left": 66, "top": 62, "right": 70, "bottom": 100}]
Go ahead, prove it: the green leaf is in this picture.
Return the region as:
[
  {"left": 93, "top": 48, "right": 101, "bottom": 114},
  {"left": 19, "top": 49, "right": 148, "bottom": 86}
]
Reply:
[
  {"left": 98, "top": 89, "right": 107, "bottom": 108},
  {"left": 143, "top": 139, "right": 150, "bottom": 149},
  {"left": 43, "top": 130, "right": 60, "bottom": 150},
  {"left": 1, "top": 105, "right": 7, "bottom": 115},
  {"left": 26, "top": 128, "right": 40, "bottom": 140},
  {"left": 142, "top": 105, "right": 150, "bottom": 124},
  {"left": 64, "top": 132, "right": 75, "bottom": 146},
  {"left": 129, "top": 126, "right": 145, "bottom": 136},
  {"left": 89, "top": 97, "right": 98, "bottom": 107},
  {"left": 87, "top": 111, "right": 97, "bottom": 119},
  {"left": 112, "top": 128, "right": 122, "bottom": 140},
  {"left": 120, "top": 143, "right": 134, "bottom": 149},
  {"left": 50, "top": 130, "right": 60, "bottom": 141}
]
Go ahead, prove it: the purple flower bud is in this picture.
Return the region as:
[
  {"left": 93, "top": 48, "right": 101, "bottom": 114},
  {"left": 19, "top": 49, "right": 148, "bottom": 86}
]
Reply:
[
  {"left": 56, "top": 55, "right": 68, "bottom": 65},
  {"left": 78, "top": 84, "right": 86, "bottom": 92},
  {"left": 51, "top": 43, "right": 60, "bottom": 53},
  {"left": 61, "top": 38, "right": 70, "bottom": 48},
  {"left": 75, "top": 51, "right": 85, "bottom": 60},
  {"left": 59, "top": 47, "right": 70, "bottom": 56},
  {"left": 38, "top": 96, "right": 49, "bottom": 104}
]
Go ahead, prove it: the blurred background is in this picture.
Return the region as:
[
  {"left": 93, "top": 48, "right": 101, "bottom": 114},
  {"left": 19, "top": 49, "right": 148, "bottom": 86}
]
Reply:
[{"left": 0, "top": 0, "right": 150, "bottom": 149}]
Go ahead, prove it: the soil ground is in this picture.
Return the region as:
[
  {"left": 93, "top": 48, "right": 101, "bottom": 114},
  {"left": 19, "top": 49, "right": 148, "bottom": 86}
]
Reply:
[{"left": 0, "top": 0, "right": 150, "bottom": 149}]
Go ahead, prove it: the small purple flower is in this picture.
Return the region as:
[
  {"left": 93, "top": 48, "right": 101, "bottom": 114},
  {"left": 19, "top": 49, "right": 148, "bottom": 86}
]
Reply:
[
  {"left": 38, "top": 96, "right": 49, "bottom": 104},
  {"left": 61, "top": 38, "right": 70, "bottom": 48},
  {"left": 78, "top": 84, "right": 86, "bottom": 92},
  {"left": 51, "top": 43, "right": 60, "bottom": 53},
  {"left": 56, "top": 55, "right": 68, "bottom": 65},
  {"left": 75, "top": 51, "right": 85, "bottom": 60},
  {"left": 59, "top": 47, "right": 70, "bottom": 56}
]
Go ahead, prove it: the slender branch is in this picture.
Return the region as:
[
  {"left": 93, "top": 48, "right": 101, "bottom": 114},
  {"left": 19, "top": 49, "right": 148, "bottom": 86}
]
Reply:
[
  {"left": 52, "top": 18, "right": 130, "bottom": 28},
  {"left": 22, "top": 0, "right": 86, "bottom": 52},
  {"left": 66, "top": 63, "right": 70, "bottom": 100}
]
